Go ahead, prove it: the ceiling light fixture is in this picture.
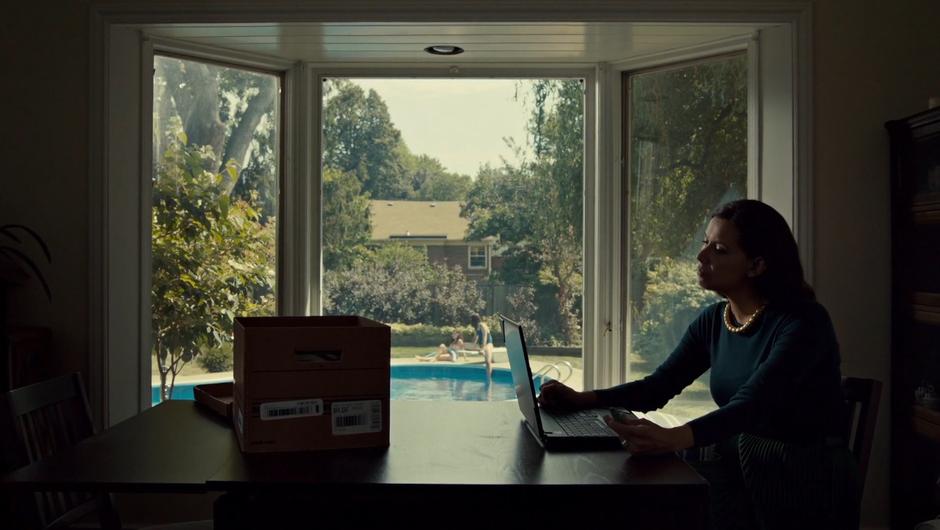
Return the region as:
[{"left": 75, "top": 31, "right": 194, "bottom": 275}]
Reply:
[{"left": 424, "top": 45, "right": 464, "bottom": 56}]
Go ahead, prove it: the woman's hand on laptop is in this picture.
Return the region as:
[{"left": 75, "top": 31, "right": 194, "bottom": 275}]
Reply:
[
  {"left": 537, "top": 381, "right": 597, "bottom": 411},
  {"left": 603, "top": 416, "right": 694, "bottom": 455}
]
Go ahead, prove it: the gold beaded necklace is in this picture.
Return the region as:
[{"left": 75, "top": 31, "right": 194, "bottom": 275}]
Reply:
[{"left": 723, "top": 302, "right": 766, "bottom": 334}]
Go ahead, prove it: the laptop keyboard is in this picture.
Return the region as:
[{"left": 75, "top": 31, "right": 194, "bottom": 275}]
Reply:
[{"left": 553, "top": 410, "right": 613, "bottom": 437}]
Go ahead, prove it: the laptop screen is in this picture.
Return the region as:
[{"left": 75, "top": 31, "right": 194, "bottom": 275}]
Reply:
[{"left": 501, "top": 316, "right": 545, "bottom": 436}]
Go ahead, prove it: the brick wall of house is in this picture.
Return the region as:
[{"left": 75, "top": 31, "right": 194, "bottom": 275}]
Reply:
[{"left": 427, "top": 244, "right": 489, "bottom": 280}]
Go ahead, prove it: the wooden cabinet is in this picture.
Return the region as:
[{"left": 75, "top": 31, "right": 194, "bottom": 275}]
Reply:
[
  {"left": 1, "top": 266, "right": 51, "bottom": 391},
  {"left": 5, "top": 326, "right": 50, "bottom": 389},
  {"left": 887, "top": 107, "right": 940, "bottom": 529}
]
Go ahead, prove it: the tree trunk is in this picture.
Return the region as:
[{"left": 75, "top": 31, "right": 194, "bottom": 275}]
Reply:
[
  {"left": 159, "top": 366, "right": 168, "bottom": 402},
  {"left": 168, "top": 366, "right": 178, "bottom": 401},
  {"left": 220, "top": 84, "right": 277, "bottom": 193},
  {"left": 172, "top": 62, "right": 226, "bottom": 162}
]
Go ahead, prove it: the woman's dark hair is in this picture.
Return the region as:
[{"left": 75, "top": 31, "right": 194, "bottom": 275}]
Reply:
[
  {"left": 711, "top": 199, "right": 815, "bottom": 303},
  {"left": 470, "top": 313, "right": 481, "bottom": 327}
]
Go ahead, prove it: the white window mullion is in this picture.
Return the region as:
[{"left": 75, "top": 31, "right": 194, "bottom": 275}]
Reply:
[
  {"left": 307, "top": 68, "right": 325, "bottom": 315},
  {"left": 138, "top": 37, "right": 155, "bottom": 412},
  {"left": 280, "top": 61, "right": 307, "bottom": 317},
  {"left": 584, "top": 64, "right": 610, "bottom": 392},
  {"left": 746, "top": 33, "right": 762, "bottom": 200},
  {"left": 592, "top": 62, "right": 625, "bottom": 390},
  {"left": 106, "top": 25, "right": 146, "bottom": 426}
]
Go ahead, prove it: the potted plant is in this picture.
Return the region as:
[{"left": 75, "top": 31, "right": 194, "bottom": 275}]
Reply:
[{"left": 0, "top": 225, "right": 52, "bottom": 391}]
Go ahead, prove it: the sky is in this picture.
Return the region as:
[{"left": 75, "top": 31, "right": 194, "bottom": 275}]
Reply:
[{"left": 349, "top": 79, "right": 535, "bottom": 177}]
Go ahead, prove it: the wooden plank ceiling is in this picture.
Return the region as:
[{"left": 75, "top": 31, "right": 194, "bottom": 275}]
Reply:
[{"left": 140, "top": 22, "right": 764, "bottom": 63}]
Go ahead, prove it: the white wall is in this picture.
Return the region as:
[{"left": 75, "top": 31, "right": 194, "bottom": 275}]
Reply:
[
  {"left": 0, "top": 1, "right": 90, "bottom": 380},
  {"left": 812, "top": 1, "right": 940, "bottom": 526}
]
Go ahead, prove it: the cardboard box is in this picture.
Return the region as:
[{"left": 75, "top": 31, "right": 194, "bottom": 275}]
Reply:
[
  {"left": 233, "top": 316, "right": 390, "bottom": 452},
  {"left": 194, "top": 381, "right": 234, "bottom": 420}
]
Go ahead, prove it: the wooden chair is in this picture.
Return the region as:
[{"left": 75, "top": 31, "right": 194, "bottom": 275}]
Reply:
[
  {"left": 841, "top": 376, "right": 882, "bottom": 494},
  {"left": 0, "top": 372, "right": 121, "bottom": 529}
]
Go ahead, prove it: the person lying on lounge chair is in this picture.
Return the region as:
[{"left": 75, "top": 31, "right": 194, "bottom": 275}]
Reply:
[{"left": 416, "top": 330, "right": 465, "bottom": 362}]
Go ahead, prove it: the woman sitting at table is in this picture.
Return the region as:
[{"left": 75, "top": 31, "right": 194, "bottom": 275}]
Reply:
[{"left": 538, "top": 199, "right": 860, "bottom": 530}]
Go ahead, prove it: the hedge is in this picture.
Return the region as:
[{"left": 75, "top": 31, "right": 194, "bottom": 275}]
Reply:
[{"left": 390, "top": 323, "right": 475, "bottom": 347}]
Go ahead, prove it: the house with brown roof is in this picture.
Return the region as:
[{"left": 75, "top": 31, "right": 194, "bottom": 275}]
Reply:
[{"left": 369, "top": 200, "right": 496, "bottom": 281}]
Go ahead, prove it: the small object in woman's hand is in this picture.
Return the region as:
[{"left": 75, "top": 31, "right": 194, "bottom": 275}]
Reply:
[{"left": 609, "top": 407, "right": 637, "bottom": 423}]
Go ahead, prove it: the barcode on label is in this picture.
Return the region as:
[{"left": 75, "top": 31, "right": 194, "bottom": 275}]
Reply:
[
  {"left": 260, "top": 399, "right": 323, "bottom": 421},
  {"left": 268, "top": 406, "right": 313, "bottom": 417},
  {"left": 336, "top": 415, "right": 365, "bottom": 427},
  {"left": 331, "top": 400, "right": 382, "bottom": 435}
]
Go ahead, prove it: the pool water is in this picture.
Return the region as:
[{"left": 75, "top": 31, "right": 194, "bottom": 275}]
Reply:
[
  {"left": 152, "top": 365, "right": 544, "bottom": 406},
  {"left": 391, "top": 365, "right": 527, "bottom": 401}
]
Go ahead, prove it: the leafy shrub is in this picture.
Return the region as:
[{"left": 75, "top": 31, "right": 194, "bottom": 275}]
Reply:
[
  {"left": 504, "top": 285, "right": 540, "bottom": 345},
  {"left": 152, "top": 122, "right": 275, "bottom": 399},
  {"left": 390, "top": 323, "right": 474, "bottom": 347},
  {"left": 197, "top": 344, "right": 233, "bottom": 373},
  {"left": 632, "top": 258, "right": 720, "bottom": 368},
  {"left": 323, "top": 244, "right": 484, "bottom": 326}
]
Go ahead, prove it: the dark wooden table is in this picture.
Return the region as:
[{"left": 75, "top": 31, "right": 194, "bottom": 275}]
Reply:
[{"left": 1, "top": 400, "right": 708, "bottom": 529}]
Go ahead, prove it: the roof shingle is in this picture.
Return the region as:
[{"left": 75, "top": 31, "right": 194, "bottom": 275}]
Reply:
[{"left": 369, "top": 200, "right": 469, "bottom": 241}]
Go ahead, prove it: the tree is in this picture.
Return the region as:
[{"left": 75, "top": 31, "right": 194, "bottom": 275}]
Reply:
[
  {"left": 624, "top": 55, "right": 747, "bottom": 369},
  {"left": 628, "top": 55, "right": 748, "bottom": 315},
  {"left": 154, "top": 56, "right": 278, "bottom": 202},
  {"left": 322, "top": 80, "right": 410, "bottom": 199},
  {"left": 152, "top": 56, "right": 280, "bottom": 400},
  {"left": 629, "top": 56, "right": 747, "bottom": 262},
  {"left": 151, "top": 125, "right": 275, "bottom": 400},
  {"left": 322, "top": 168, "right": 373, "bottom": 270},
  {"left": 464, "top": 80, "right": 585, "bottom": 345},
  {"left": 403, "top": 153, "right": 473, "bottom": 201},
  {"left": 525, "top": 80, "right": 585, "bottom": 344}
]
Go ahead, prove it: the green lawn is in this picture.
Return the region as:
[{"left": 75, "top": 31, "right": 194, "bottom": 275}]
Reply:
[
  {"left": 391, "top": 345, "right": 584, "bottom": 370},
  {"left": 391, "top": 346, "right": 438, "bottom": 358}
]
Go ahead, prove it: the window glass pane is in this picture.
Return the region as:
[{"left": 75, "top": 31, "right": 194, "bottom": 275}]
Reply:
[
  {"left": 320, "top": 78, "right": 584, "bottom": 399},
  {"left": 627, "top": 54, "right": 747, "bottom": 424},
  {"left": 151, "top": 55, "right": 279, "bottom": 405},
  {"left": 469, "top": 247, "right": 486, "bottom": 268}
]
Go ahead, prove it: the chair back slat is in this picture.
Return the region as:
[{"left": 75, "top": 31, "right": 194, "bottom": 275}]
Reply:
[
  {"left": 0, "top": 373, "right": 108, "bottom": 529},
  {"left": 6, "top": 374, "right": 83, "bottom": 418},
  {"left": 841, "top": 376, "right": 882, "bottom": 495}
]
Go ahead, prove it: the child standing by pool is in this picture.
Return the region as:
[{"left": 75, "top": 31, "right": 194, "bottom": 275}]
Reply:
[{"left": 467, "top": 314, "right": 494, "bottom": 379}]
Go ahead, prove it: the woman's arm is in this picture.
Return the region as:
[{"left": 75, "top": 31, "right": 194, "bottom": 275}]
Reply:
[{"left": 594, "top": 309, "right": 713, "bottom": 412}]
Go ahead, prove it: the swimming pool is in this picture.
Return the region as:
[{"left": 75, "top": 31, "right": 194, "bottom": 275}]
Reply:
[{"left": 151, "top": 365, "right": 544, "bottom": 406}]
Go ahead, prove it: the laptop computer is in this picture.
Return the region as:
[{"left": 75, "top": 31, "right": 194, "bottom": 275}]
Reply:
[{"left": 500, "top": 315, "right": 625, "bottom": 451}]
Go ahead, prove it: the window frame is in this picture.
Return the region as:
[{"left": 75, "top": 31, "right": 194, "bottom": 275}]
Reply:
[
  {"left": 147, "top": 48, "right": 288, "bottom": 406},
  {"left": 92, "top": 6, "right": 811, "bottom": 427},
  {"left": 468, "top": 246, "right": 488, "bottom": 270},
  {"left": 307, "top": 66, "right": 597, "bottom": 320},
  {"left": 599, "top": 30, "right": 805, "bottom": 389},
  {"left": 104, "top": 33, "right": 297, "bottom": 422},
  {"left": 618, "top": 50, "right": 752, "bottom": 412}
]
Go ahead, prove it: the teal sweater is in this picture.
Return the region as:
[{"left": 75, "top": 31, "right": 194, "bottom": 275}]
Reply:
[{"left": 595, "top": 300, "right": 846, "bottom": 448}]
